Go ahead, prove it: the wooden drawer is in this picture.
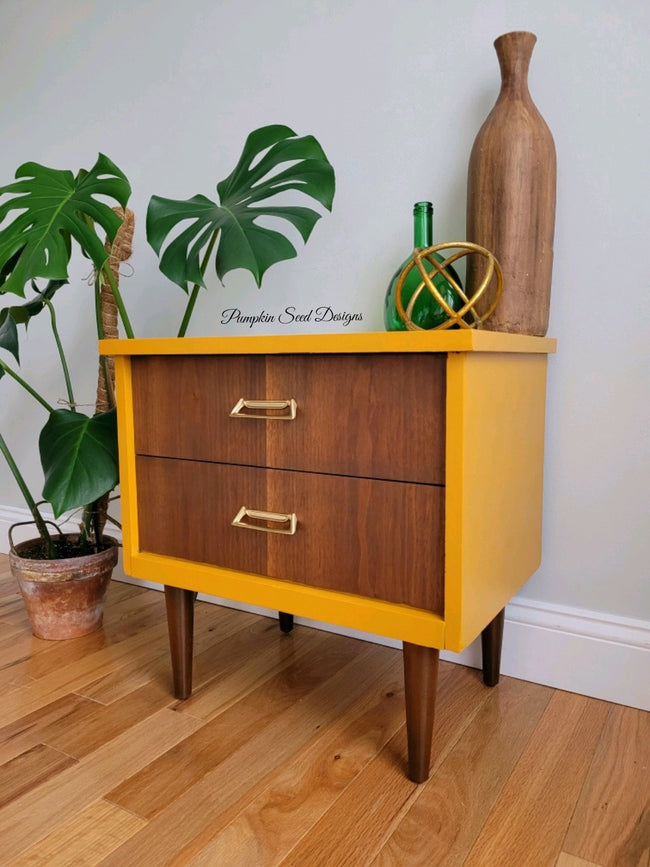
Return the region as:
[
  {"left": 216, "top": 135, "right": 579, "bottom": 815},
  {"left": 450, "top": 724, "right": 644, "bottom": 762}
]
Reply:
[
  {"left": 136, "top": 456, "right": 445, "bottom": 614},
  {"left": 132, "top": 353, "right": 446, "bottom": 484}
]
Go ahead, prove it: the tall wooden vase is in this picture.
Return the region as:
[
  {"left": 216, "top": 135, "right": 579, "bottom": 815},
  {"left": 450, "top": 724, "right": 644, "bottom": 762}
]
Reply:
[{"left": 467, "top": 31, "right": 556, "bottom": 336}]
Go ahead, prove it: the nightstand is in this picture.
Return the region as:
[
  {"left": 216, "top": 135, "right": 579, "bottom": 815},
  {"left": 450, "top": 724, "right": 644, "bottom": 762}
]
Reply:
[{"left": 101, "top": 330, "right": 555, "bottom": 782}]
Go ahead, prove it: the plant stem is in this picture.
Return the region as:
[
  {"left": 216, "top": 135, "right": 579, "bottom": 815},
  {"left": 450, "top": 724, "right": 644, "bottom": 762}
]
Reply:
[
  {"left": 176, "top": 228, "right": 220, "bottom": 337},
  {"left": 92, "top": 501, "right": 102, "bottom": 552},
  {"left": 0, "top": 432, "right": 53, "bottom": 552},
  {"left": 94, "top": 275, "right": 104, "bottom": 339},
  {"left": 78, "top": 503, "right": 95, "bottom": 553},
  {"left": 0, "top": 359, "right": 55, "bottom": 413},
  {"left": 101, "top": 262, "right": 134, "bottom": 339},
  {"left": 43, "top": 298, "right": 75, "bottom": 410},
  {"left": 177, "top": 286, "right": 201, "bottom": 338}
]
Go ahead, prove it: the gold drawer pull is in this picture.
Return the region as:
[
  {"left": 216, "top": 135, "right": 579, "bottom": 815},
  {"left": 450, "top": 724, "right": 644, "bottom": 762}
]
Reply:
[
  {"left": 230, "top": 398, "right": 297, "bottom": 420},
  {"left": 232, "top": 507, "right": 297, "bottom": 535}
]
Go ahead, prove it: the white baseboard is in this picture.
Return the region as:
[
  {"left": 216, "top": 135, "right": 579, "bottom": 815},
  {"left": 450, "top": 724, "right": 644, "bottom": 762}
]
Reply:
[{"left": 2, "top": 505, "right": 648, "bottom": 711}]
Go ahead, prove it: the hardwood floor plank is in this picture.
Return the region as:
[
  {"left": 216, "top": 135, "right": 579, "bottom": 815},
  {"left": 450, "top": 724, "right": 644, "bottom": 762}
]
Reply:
[
  {"left": 462, "top": 690, "right": 610, "bottom": 867},
  {"left": 0, "top": 619, "right": 30, "bottom": 643},
  {"left": 75, "top": 627, "right": 177, "bottom": 704},
  {"left": 99, "top": 641, "right": 400, "bottom": 865},
  {"left": 8, "top": 798, "right": 148, "bottom": 866},
  {"left": 0, "top": 742, "right": 76, "bottom": 809},
  {"left": 555, "top": 854, "right": 604, "bottom": 867},
  {"left": 41, "top": 680, "right": 176, "bottom": 759},
  {"left": 372, "top": 675, "right": 553, "bottom": 866},
  {"left": 105, "top": 626, "right": 361, "bottom": 819},
  {"left": 77, "top": 602, "right": 256, "bottom": 705},
  {"left": 174, "top": 616, "right": 326, "bottom": 721},
  {"left": 300, "top": 742, "right": 419, "bottom": 866},
  {"left": 167, "top": 654, "right": 406, "bottom": 865},
  {"left": 276, "top": 663, "right": 491, "bottom": 867},
  {"left": 0, "top": 707, "right": 203, "bottom": 861},
  {"left": 562, "top": 704, "right": 650, "bottom": 867},
  {"left": 0, "top": 633, "right": 44, "bottom": 692},
  {"left": 0, "top": 693, "right": 95, "bottom": 765},
  {"left": 0, "top": 617, "right": 181, "bottom": 727}
]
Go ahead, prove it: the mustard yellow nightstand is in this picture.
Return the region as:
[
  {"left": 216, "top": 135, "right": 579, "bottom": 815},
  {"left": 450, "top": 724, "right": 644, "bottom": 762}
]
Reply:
[{"left": 100, "top": 330, "right": 555, "bottom": 782}]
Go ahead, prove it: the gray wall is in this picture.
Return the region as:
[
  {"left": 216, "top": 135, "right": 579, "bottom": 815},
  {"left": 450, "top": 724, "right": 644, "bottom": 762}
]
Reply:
[{"left": 1, "top": 0, "right": 648, "bottom": 623}]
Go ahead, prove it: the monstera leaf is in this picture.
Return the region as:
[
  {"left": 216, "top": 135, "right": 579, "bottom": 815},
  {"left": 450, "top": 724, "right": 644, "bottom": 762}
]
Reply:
[
  {"left": 146, "top": 124, "right": 335, "bottom": 291},
  {"left": 39, "top": 408, "right": 119, "bottom": 517},
  {"left": 0, "top": 313, "right": 18, "bottom": 364},
  {"left": 0, "top": 280, "right": 67, "bottom": 364},
  {"left": 0, "top": 154, "right": 131, "bottom": 297}
]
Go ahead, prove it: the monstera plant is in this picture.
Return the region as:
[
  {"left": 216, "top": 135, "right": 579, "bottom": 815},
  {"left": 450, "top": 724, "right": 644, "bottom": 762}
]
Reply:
[
  {"left": 0, "top": 154, "right": 132, "bottom": 554},
  {"left": 0, "top": 124, "right": 334, "bottom": 637}
]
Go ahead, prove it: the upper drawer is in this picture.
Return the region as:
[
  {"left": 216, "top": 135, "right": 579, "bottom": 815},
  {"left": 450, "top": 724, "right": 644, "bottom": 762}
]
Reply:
[{"left": 132, "top": 352, "right": 446, "bottom": 484}]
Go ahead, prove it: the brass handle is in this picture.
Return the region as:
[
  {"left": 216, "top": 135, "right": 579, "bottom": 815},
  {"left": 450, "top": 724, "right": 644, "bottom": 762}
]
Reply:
[
  {"left": 230, "top": 398, "right": 297, "bottom": 420},
  {"left": 232, "top": 506, "right": 297, "bottom": 535}
]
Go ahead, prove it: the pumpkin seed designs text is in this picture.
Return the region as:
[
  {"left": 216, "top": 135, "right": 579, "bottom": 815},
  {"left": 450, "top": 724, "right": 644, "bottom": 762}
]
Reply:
[{"left": 220, "top": 306, "right": 364, "bottom": 329}]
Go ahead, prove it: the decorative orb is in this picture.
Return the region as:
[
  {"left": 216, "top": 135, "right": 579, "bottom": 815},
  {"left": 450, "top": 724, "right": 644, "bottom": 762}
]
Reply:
[{"left": 394, "top": 242, "right": 503, "bottom": 330}]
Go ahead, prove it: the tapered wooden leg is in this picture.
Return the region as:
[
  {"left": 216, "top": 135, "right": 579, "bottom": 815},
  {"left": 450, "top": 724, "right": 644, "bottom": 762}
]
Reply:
[
  {"left": 481, "top": 607, "right": 505, "bottom": 687},
  {"left": 403, "top": 642, "right": 440, "bottom": 783},
  {"left": 278, "top": 611, "right": 294, "bottom": 633},
  {"left": 164, "top": 585, "right": 196, "bottom": 700}
]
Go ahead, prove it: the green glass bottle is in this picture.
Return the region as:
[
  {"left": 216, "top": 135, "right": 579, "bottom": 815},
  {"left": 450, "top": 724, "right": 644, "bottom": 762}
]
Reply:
[{"left": 384, "top": 202, "right": 461, "bottom": 330}]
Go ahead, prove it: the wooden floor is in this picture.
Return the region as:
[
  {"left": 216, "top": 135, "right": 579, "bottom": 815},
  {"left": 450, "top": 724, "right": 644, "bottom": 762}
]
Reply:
[{"left": 0, "top": 555, "right": 648, "bottom": 866}]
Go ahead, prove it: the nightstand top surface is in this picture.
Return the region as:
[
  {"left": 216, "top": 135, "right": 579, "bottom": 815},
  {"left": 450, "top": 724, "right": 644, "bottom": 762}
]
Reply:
[{"left": 101, "top": 330, "right": 556, "bottom": 357}]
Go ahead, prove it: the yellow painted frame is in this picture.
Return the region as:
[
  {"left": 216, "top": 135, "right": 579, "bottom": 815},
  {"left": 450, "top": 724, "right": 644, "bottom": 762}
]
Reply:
[
  {"left": 444, "top": 351, "right": 549, "bottom": 650},
  {"left": 105, "top": 331, "right": 554, "bottom": 652},
  {"left": 101, "top": 329, "right": 555, "bottom": 358}
]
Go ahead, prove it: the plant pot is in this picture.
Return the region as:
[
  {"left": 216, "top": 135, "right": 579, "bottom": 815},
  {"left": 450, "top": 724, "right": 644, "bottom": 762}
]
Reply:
[{"left": 9, "top": 535, "right": 119, "bottom": 640}]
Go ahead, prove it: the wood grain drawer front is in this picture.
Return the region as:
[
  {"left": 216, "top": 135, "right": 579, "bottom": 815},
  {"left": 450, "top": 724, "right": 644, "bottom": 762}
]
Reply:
[
  {"left": 266, "top": 353, "right": 445, "bottom": 484},
  {"left": 136, "top": 456, "right": 445, "bottom": 614},
  {"left": 132, "top": 353, "right": 446, "bottom": 485},
  {"left": 133, "top": 354, "right": 267, "bottom": 468}
]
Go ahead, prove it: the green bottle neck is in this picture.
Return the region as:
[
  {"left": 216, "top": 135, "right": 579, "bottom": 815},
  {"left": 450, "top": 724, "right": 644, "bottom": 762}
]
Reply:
[{"left": 413, "top": 202, "right": 433, "bottom": 249}]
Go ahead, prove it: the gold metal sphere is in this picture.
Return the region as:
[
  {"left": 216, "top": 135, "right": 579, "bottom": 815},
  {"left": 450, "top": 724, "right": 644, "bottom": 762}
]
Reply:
[{"left": 395, "top": 241, "right": 503, "bottom": 330}]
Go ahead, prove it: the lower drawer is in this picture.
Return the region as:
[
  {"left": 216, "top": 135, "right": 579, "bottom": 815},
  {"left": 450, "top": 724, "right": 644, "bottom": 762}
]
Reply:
[{"left": 136, "top": 456, "right": 445, "bottom": 614}]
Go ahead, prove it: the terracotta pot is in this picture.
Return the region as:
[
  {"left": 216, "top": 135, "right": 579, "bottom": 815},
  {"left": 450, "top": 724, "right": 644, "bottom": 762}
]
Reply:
[{"left": 9, "top": 535, "right": 118, "bottom": 640}]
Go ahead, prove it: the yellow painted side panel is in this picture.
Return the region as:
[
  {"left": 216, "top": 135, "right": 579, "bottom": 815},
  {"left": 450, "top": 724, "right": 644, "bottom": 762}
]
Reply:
[
  {"left": 127, "top": 551, "right": 446, "bottom": 648},
  {"left": 113, "top": 356, "right": 139, "bottom": 577},
  {"left": 445, "top": 352, "right": 549, "bottom": 651},
  {"left": 100, "top": 331, "right": 556, "bottom": 358}
]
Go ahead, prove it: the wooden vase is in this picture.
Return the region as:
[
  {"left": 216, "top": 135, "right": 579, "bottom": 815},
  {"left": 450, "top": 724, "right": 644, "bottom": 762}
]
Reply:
[{"left": 467, "top": 31, "right": 556, "bottom": 336}]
